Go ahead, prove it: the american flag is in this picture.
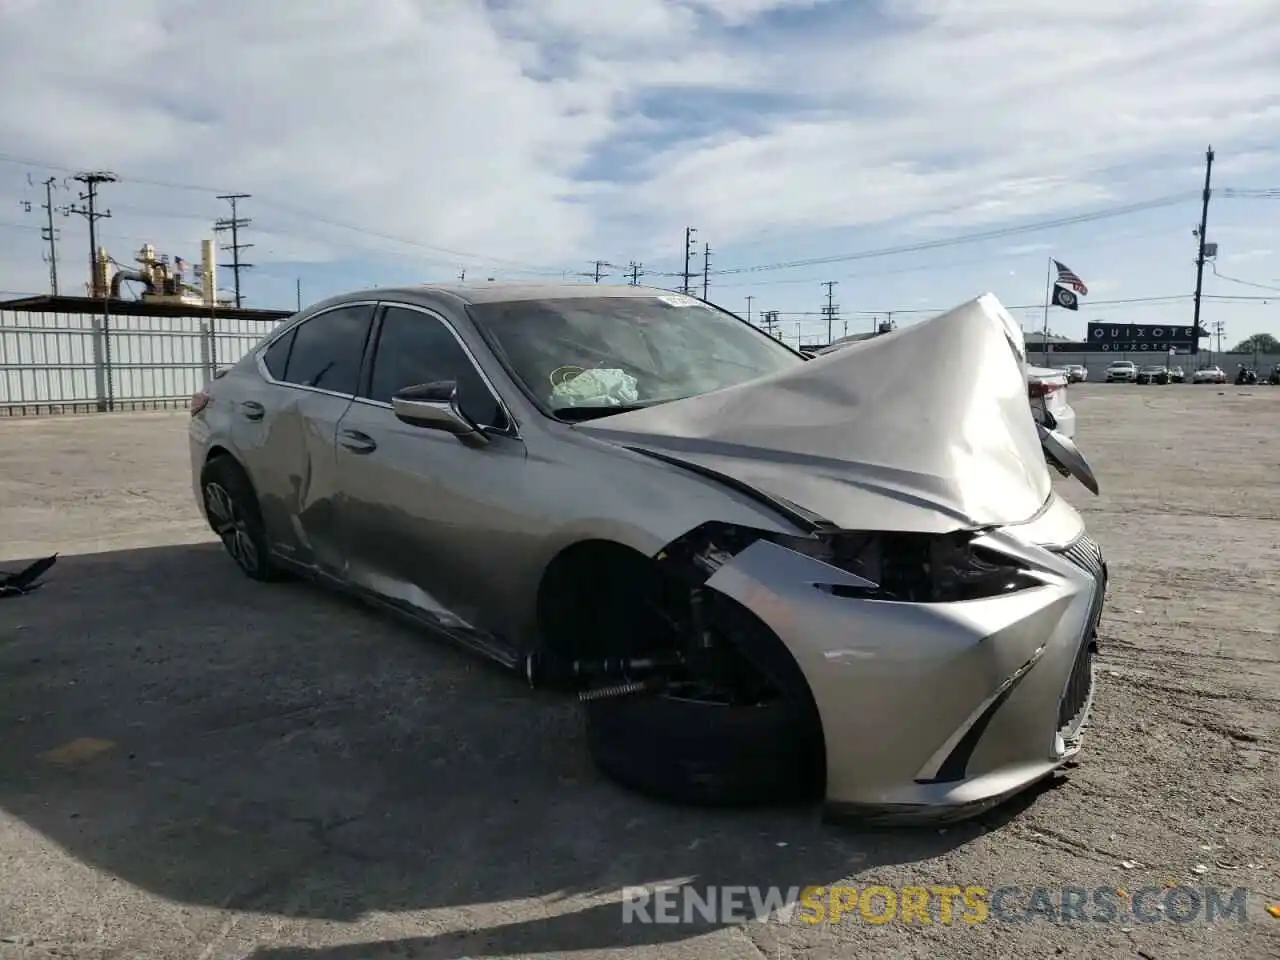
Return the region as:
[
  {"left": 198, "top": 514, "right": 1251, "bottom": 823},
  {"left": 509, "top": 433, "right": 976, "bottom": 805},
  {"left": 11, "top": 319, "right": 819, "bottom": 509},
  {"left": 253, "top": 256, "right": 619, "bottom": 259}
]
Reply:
[{"left": 1053, "top": 260, "right": 1088, "bottom": 296}]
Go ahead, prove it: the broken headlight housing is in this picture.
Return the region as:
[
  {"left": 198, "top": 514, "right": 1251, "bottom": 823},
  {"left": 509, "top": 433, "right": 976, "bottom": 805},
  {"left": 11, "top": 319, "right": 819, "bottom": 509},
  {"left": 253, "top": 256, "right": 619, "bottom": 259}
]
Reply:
[{"left": 657, "top": 522, "right": 1043, "bottom": 603}]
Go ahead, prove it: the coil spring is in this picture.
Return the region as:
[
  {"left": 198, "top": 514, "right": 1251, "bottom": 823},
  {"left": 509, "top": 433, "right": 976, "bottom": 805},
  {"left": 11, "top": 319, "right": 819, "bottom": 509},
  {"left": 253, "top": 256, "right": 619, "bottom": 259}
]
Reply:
[{"left": 579, "top": 680, "right": 649, "bottom": 702}]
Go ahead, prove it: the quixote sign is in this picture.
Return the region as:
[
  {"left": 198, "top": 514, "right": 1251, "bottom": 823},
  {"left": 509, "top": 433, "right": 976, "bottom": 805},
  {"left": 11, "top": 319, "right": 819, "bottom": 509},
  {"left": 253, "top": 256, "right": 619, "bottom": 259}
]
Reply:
[{"left": 1086, "top": 323, "right": 1202, "bottom": 353}]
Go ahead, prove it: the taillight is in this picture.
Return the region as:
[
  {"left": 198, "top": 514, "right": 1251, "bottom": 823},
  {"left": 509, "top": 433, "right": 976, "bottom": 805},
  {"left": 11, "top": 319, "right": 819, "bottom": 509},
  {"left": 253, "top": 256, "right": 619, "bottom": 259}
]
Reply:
[{"left": 190, "top": 390, "right": 211, "bottom": 416}]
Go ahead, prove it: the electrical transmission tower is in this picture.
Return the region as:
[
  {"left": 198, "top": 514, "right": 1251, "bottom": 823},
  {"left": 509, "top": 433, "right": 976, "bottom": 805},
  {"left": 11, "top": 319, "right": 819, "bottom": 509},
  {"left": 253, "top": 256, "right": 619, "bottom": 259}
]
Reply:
[
  {"left": 681, "top": 227, "right": 698, "bottom": 294},
  {"left": 628, "top": 261, "right": 644, "bottom": 285},
  {"left": 38, "top": 177, "right": 62, "bottom": 295},
  {"left": 701, "top": 243, "right": 712, "bottom": 300},
  {"left": 214, "top": 193, "right": 253, "bottom": 307},
  {"left": 66, "top": 171, "right": 117, "bottom": 297},
  {"left": 820, "top": 281, "right": 840, "bottom": 346}
]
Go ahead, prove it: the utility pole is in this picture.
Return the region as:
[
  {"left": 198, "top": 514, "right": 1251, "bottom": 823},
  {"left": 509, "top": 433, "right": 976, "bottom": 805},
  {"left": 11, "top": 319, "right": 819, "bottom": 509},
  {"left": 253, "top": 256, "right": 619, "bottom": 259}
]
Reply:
[
  {"left": 702, "top": 243, "right": 711, "bottom": 300},
  {"left": 67, "top": 171, "right": 117, "bottom": 297},
  {"left": 296, "top": 278, "right": 303, "bottom": 311},
  {"left": 593, "top": 259, "right": 611, "bottom": 282},
  {"left": 1191, "top": 145, "right": 1214, "bottom": 356},
  {"left": 682, "top": 227, "right": 698, "bottom": 294},
  {"left": 458, "top": 269, "right": 466, "bottom": 281},
  {"left": 761, "top": 309, "right": 779, "bottom": 339},
  {"left": 40, "top": 176, "right": 61, "bottom": 295},
  {"left": 628, "top": 261, "right": 643, "bottom": 285},
  {"left": 745, "top": 295, "right": 754, "bottom": 325},
  {"left": 821, "top": 281, "right": 839, "bottom": 346},
  {"left": 214, "top": 193, "right": 253, "bottom": 307}
]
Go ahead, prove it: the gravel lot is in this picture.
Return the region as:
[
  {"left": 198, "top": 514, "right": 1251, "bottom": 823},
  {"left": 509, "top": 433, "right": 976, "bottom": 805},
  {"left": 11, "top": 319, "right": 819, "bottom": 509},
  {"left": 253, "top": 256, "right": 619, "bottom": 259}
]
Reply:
[{"left": 1, "top": 385, "right": 1277, "bottom": 960}]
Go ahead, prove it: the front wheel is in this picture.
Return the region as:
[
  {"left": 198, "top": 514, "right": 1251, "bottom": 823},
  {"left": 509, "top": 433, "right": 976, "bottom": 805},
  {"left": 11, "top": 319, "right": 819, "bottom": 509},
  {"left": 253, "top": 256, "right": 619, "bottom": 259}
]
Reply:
[
  {"left": 201, "top": 458, "right": 282, "bottom": 582},
  {"left": 584, "top": 689, "right": 824, "bottom": 807}
]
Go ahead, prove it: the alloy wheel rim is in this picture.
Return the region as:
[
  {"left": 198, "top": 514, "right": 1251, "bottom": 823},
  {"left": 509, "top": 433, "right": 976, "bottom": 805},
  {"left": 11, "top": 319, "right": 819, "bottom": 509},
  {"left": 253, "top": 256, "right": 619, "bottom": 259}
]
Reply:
[{"left": 203, "top": 481, "right": 259, "bottom": 574}]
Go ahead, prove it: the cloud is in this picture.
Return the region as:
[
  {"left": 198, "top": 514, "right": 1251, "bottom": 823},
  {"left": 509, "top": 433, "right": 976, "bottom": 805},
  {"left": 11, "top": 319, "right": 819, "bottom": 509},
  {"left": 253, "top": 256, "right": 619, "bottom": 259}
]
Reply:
[
  {"left": 0, "top": 0, "right": 1277, "bottom": 309},
  {"left": 620, "top": 0, "right": 1280, "bottom": 244}
]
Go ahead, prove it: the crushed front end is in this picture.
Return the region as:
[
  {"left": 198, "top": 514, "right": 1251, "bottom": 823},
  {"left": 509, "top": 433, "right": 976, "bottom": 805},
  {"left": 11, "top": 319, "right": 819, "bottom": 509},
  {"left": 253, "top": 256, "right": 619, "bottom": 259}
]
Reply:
[{"left": 682, "top": 494, "right": 1107, "bottom": 823}]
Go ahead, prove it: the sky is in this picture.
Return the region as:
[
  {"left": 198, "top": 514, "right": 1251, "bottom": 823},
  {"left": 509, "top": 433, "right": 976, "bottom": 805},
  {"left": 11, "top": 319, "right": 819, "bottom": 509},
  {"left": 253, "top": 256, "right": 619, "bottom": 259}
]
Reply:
[{"left": 0, "top": 0, "right": 1277, "bottom": 350}]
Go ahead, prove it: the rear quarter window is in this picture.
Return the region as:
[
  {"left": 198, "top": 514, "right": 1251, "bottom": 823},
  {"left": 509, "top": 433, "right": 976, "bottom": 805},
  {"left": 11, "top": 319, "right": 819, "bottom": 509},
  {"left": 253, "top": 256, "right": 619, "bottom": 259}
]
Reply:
[{"left": 263, "top": 328, "right": 296, "bottom": 380}]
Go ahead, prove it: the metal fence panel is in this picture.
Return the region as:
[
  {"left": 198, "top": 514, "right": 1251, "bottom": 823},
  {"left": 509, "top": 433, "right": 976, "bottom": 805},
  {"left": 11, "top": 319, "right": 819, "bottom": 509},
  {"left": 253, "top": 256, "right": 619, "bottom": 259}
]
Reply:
[{"left": 1, "top": 307, "right": 281, "bottom": 416}]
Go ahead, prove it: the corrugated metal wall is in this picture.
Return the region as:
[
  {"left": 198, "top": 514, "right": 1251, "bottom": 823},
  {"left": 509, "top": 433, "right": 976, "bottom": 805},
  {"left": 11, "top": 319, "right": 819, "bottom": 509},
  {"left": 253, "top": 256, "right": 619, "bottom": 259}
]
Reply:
[{"left": 0, "top": 307, "right": 281, "bottom": 415}]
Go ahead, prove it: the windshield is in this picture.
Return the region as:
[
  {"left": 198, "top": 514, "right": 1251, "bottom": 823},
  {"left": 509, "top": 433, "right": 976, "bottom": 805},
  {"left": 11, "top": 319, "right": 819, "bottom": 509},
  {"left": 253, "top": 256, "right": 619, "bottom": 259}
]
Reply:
[{"left": 466, "top": 294, "right": 804, "bottom": 418}]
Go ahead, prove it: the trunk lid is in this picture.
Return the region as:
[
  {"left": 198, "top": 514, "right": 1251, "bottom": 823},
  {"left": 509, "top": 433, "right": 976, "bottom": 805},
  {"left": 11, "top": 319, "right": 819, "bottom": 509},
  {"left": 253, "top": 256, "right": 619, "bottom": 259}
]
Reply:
[{"left": 575, "top": 294, "right": 1056, "bottom": 533}]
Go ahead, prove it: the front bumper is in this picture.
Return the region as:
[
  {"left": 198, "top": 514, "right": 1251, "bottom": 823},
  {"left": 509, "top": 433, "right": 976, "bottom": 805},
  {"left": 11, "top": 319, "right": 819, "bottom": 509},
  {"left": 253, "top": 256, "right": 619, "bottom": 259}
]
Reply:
[{"left": 703, "top": 496, "right": 1106, "bottom": 823}]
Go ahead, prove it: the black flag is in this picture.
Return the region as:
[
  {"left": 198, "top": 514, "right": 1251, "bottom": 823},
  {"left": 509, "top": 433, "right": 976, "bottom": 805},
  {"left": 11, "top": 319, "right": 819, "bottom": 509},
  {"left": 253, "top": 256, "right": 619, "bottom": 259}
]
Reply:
[{"left": 1052, "top": 284, "right": 1078, "bottom": 311}]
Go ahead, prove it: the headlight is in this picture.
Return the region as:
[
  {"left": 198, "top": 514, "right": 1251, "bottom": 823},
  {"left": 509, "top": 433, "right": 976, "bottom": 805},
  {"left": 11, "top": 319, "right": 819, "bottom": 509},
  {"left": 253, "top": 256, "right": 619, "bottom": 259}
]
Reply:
[{"left": 658, "top": 523, "right": 1043, "bottom": 603}]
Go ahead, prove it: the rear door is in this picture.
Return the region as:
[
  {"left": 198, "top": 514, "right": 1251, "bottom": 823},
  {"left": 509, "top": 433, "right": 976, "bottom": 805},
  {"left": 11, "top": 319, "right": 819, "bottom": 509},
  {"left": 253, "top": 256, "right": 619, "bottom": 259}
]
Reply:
[
  {"left": 233, "top": 302, "right": 375, "bottom": 574},
  {"left": 333, "top": 302, "right": 527, "bottom": 649}
]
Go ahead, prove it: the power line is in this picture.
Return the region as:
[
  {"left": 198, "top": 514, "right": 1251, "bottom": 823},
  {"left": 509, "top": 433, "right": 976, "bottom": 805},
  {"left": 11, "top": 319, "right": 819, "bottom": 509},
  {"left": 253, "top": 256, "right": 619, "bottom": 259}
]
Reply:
[
  {"left": 1209, "top": 261, "right": 1280, "bottom": 293},
  {"left": 215, "top": 193, "right": 253, "bottom": 308},
  {"left": 708, "top": 194, "right": 1199, "bottom": 277},
  {"left": 5, "top": 150, "right": 1273, "bottom": 282}
]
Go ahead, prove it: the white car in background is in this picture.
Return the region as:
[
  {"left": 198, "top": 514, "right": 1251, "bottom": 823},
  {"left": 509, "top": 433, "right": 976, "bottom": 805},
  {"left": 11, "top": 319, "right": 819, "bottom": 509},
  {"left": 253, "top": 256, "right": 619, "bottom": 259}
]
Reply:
[
  {"left": 1104, "top": 360, "right": 1137, "bottom": 383},
  {"left": 1193, "top": 365, "right": 1227, "bottom": 384},
  {"left": 1027, "top": 365, "right": 1076, "bottom": 439}
]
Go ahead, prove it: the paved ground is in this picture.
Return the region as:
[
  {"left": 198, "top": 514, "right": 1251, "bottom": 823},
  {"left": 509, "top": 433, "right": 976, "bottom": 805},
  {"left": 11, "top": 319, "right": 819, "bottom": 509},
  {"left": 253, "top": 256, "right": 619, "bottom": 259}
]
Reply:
[{"left": 1, "top": 386, "right": 1277, "bottom": 960}]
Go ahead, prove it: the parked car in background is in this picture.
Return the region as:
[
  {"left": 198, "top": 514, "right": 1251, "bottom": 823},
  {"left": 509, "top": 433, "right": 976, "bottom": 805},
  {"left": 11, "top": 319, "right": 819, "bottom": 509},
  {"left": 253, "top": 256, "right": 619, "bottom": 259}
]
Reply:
[
  {"left": 188, "top": 285, "right": 1105, "bottom": 821},
  {"left": 1064, "top": 364, "right": 1088, "bottom": 383},
  {"left": 1105, "top": 360, "right": 1137, "bottom": 383},
  {"left": 1193, "top": 365, "right": 1227, "bottom": 384},
  {"left": 1136, "top": 365, "right": 1171, "bottom": 385},
  {"left": 1027, "top": 365, "right": 1076, "bottom": 439},
  {"left": 1168, "top": 366, "right": 1186, "bottom": 383}
]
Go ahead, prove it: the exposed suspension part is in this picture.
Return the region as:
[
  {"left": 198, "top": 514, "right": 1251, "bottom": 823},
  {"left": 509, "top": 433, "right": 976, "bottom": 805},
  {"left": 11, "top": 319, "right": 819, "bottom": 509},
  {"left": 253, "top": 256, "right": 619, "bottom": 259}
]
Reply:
[
  {"left": 579, "top": 679, "right": 657, "bottom": 701},
  {"left": 525, "top": 650, "right": 684, "bottom": 690}
]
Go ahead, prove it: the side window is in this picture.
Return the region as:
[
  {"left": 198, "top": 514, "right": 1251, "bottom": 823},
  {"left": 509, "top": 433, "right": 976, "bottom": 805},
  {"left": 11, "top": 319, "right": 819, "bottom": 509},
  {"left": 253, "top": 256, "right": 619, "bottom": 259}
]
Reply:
[
  {"left": 367, "top": 306, "right": 506, "bottom": 429},
  {"left": 262, "top": 327, "right": 295, "bottom": 380},
  {"left": 280, "top": 304, "right": 374, "bottom": 395}
]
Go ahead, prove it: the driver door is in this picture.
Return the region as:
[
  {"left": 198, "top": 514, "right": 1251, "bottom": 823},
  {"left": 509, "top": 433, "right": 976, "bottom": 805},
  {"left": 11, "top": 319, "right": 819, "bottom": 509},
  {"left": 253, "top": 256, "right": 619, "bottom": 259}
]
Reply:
[{"left": 333, "top": 302, "right": 527, "bottom": 652}]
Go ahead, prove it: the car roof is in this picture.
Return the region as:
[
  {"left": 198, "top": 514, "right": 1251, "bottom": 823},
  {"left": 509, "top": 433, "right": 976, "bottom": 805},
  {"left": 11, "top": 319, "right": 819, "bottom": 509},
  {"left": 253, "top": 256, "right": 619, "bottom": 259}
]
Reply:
[{"left": 340, "top": 282, "right": 679, "bottom": 307}]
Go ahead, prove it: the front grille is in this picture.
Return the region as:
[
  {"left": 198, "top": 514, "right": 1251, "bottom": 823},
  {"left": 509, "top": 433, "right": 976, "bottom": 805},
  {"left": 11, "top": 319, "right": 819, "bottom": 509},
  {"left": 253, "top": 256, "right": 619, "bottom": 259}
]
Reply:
[
  {"left": 1054, "top": 533, "right": 1107, "bottom": 740},
  {"left": 1061, "top": 533, "right": 1105, "bottom": 580},
  {"left": 1057, "top": 636, "right": 1095, "bottom": 738}
]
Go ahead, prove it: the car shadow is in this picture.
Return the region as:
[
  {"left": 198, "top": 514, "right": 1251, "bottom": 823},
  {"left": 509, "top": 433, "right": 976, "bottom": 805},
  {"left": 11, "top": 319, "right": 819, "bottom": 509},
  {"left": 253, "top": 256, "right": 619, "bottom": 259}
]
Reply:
[{"left": 0, "top": 543, "right": 1060, "bottom": 957}]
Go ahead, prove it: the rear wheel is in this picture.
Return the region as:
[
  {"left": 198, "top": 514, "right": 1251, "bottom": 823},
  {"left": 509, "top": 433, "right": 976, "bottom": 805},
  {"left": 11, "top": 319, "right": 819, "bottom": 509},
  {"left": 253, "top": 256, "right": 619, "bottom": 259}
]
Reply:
[{"left": 201, "top": 457, "right": 282, "bottom": 582}]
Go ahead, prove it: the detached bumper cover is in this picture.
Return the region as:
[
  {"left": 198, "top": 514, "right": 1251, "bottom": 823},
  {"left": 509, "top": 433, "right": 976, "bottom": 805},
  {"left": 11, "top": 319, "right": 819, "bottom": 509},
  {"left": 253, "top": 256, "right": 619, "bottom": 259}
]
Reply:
[{"left": 703, "top": 507, "right": 1107, "bottom": 823}]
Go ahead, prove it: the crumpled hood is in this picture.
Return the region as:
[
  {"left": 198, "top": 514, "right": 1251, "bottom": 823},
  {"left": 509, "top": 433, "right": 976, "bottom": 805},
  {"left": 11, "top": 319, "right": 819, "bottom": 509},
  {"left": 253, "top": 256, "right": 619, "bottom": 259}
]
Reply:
[{"left": 575, "top": 294, "right": 1051, "bottom": 533}]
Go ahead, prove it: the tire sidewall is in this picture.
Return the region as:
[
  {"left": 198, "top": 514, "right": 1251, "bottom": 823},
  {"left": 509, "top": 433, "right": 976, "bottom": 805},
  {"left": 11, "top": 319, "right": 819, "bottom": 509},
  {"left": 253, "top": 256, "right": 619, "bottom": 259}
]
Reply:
[{"left": 201, "top": 460, "right": 275, "bottom": 581}]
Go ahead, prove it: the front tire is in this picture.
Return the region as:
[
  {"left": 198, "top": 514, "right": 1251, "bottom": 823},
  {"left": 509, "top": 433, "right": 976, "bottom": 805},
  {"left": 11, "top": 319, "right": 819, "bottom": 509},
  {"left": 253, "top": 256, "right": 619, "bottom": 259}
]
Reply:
[
  {"left": 582, "top": 590, "right": 825, "bottom": 808},
  {"left": 201, "top": 458, "right": 281, "bottom": 582},
  {"left": 584, "top": 690, "right": 824, "bottom": 807}
]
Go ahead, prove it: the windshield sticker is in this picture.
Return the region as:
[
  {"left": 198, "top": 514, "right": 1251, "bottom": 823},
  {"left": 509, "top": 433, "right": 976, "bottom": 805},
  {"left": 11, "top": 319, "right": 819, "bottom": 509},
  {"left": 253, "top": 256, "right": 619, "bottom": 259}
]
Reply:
[{"left": 656, "top": 294, "right": 703, "bottom": 308}]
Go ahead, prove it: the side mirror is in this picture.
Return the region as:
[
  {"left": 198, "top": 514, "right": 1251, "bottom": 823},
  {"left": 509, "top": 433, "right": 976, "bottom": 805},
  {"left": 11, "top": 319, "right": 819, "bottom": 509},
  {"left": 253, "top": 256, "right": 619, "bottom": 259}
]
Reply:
[
  {"left": 1037, "top": 423, "right": 1100, "bottom": 496},
  {"left": 391, "top": 380, "right": 488, "bottom": 444}
]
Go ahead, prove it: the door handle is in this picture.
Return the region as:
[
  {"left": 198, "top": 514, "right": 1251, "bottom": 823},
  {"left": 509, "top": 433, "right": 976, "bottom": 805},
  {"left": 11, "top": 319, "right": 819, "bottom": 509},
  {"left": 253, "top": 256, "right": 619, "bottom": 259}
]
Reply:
[
  {"left": 240, "top": 401, "right": 265, "bottom": 421},
  {"left": 339, "top": 429, "right": 377, "bottom": 454}
]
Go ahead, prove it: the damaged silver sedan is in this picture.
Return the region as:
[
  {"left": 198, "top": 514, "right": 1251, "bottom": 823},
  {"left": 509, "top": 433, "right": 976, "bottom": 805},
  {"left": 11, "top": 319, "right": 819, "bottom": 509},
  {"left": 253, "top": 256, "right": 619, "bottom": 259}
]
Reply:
[{"left": 189, "top": 283, "right": 1106, "bottom": 823}]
